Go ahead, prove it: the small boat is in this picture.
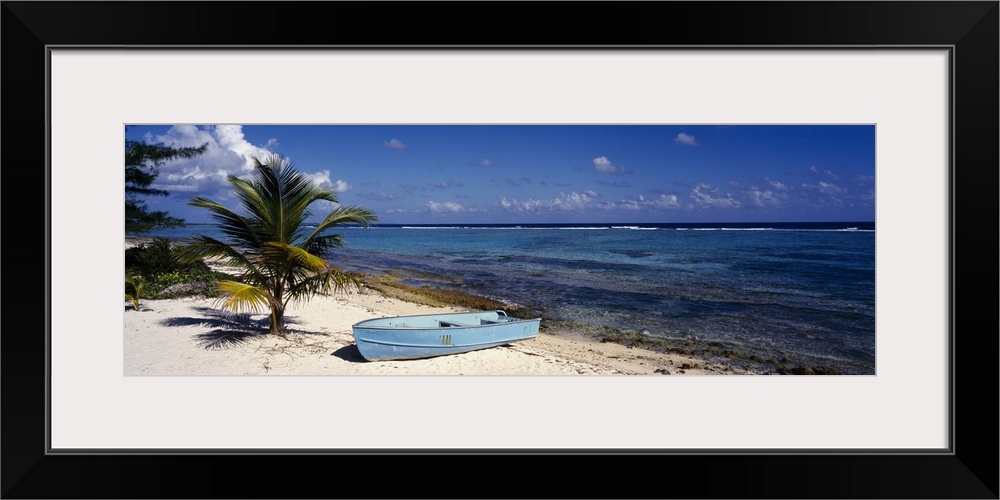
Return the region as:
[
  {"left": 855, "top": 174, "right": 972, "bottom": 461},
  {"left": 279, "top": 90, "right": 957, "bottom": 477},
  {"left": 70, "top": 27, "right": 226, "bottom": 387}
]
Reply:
[{"left": 352, "top": 310, "right": 541, "bottom": 361}]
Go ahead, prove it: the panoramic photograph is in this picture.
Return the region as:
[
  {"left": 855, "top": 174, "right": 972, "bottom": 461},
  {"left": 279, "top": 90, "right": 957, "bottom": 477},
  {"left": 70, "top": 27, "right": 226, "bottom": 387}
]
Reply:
[{"left": 124, "top": 124, "right": 876, "bottom": 376}]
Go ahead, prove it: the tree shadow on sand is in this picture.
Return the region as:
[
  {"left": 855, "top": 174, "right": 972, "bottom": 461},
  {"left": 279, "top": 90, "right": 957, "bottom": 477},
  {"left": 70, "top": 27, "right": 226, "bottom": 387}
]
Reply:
[{"left": 160, "top": 307, "right": 302, "bottom": 350}]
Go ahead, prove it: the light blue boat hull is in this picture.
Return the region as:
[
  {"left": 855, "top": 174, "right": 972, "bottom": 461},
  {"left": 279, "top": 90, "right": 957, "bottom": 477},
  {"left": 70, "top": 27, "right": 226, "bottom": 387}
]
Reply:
[{"left": 352, "top": 310, "right": 541, "bottom": 361}]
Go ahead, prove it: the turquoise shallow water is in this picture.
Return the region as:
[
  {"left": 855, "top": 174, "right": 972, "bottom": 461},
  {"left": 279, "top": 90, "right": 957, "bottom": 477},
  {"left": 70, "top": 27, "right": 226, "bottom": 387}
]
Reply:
[{"left": 137, "top": 222, "right": 876, "bottom": 374}]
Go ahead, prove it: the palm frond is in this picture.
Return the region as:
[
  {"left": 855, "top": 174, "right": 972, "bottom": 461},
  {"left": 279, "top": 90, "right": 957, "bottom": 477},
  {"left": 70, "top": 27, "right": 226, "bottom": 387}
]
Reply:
[
  {"left": 187, "top": 196, "right": 261, "bottom": 248},
  {"left": 310, "top": 205, "right": 379, "bottom": 233},
  {"left": 227, "top": 175, "right": 269, "bottom": 226},
  {"left": 214, "top": 280, "right": 276, "bottom": 315},
  {"left": 174, "top": 235, "right": 272, "bottom": 286},
  {"left": 240, "top": 155, "right": 338, "bottom": 244},
  {"left": 261, "top": 242, "right": 328, "bottom": 272},
  {"left": 302, "top": 233, "right": 346, "bottom": 258},
  {"left": 284, "top": 268, "right": 364, "bottom": 305},
  {"left": 173, "top": 234, "right": 233, "bottom": 262},
  {"left": 302, "top": 205, "right": 378, "bottom": 252}
]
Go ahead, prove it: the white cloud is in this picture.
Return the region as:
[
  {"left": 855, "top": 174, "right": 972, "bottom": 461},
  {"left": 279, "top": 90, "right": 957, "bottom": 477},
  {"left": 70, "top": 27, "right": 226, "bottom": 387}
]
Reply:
[
  {"left": 500, "top": 197, "right": 541, "bottom": 212},
  {"left": 607, "top": 193, "right": 680, "bottom": 211},
  {"left": 653, "top": 193, "right": 680, "bottom": 208},
  {"left": 767, "top": 179, "right": 789, "bottom": 191},
  {"left": 384, "top": 138, "right": 407, "bottom": 150},
  {"left": 214, "top": 125, "right": 271, "bottom": 167},
  {"left": 360, "top": 192, "right": 397, "bottom": 201},
  {"left": 144, "top": 126, "right": 365, "bottom": 212},
  {"left": 480, "top": 158, "right": 493, "bottom": 167},
  {"left": 691, "top": 183, "right": 741, "bottom": 208},
  {"left": 809, "top": 165, "right": 839, "bottom": 179},
  {"left": 501, "top": 190, "right": 682, "bottom": 214},
  {"left": 148, "top": 125, "right": 277, "bottom": 197},
  {"left": 818, "top": 181, "right": 844, "bottom": 194},
  {"left": 674, "top": 133, "right": 698, "bottom": 146},
  {"left": 550, "top": 192, "right": 593, "bottom": 210},
  {"left": 306, "top": 170, "right": 351, "bottom": 193},
  {"left": 802, "top": 181, "right": 845, "bottom": 195},
  {"left": 330, "top": 180, "right": 350, "bottom": 193},
  {"left": 427, "top": 201, "right": 464, "bottom": 213},
  {"left": 159, "top": 164, "right": 214, "bottom": 192},
  {"left": 746, "top": 189, "right": 784, "bottom": 207},
  {"left": 595, "top": 179, "right": 632, "bottom": 188},
  {"left": 500, "top": 191, "right": 598, "bottom": 212},
  {"left": 593, "top": 156, "right": 625, "bottom": 175}
]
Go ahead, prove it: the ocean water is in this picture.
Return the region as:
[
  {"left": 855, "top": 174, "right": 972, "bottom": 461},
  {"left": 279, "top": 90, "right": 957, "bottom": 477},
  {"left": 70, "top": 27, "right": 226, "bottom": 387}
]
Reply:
[{"left": 136, "top": 222, "right": 876, "bottom": 374}]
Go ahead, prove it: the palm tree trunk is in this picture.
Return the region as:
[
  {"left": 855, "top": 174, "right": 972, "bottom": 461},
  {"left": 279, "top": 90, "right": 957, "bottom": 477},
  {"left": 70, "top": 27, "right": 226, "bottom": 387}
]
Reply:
[{"left": 269, "top": 305, "right": 286, "bottom": 336}]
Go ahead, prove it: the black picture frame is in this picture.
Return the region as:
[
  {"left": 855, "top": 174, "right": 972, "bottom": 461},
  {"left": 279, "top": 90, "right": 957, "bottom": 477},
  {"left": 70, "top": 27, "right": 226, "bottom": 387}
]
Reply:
[{"left": 3, "top": 2, "right": 997, "bottom": 498}]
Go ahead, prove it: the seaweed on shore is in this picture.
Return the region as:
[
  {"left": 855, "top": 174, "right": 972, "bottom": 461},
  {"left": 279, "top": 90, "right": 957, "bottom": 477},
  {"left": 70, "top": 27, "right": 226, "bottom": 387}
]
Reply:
[
  {"left": 360, "top": 274, "right": 544, "bottom": 322},
  {"left": 538, "top": 318, "right": 850, "bottom": 374},
  {"left": 358, "top": 278, "right": 769, "bottom": 372},
  {"left": 354, "top": 274, "right": 852, "bottom": 375}
]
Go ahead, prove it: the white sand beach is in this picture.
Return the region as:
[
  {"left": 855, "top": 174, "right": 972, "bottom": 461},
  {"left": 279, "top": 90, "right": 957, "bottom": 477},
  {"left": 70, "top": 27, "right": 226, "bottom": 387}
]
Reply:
[
  {"left": 124, "top": 283, "right": 762, "bottom": 376},
  {"left": 124, "top": 237, "right": 761, "bottom": 376}
]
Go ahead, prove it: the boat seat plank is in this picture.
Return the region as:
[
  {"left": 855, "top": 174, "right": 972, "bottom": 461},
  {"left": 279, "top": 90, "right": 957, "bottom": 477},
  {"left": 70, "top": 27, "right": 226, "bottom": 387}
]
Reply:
[{"left": 439, "top": 321, "right": 473, "bottom": 327}]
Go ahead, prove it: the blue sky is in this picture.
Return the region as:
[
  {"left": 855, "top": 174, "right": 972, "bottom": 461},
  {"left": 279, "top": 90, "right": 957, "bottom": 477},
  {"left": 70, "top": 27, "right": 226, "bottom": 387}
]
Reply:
[{"left": 125, "top": 124, "right": 875, "bottom": 225}]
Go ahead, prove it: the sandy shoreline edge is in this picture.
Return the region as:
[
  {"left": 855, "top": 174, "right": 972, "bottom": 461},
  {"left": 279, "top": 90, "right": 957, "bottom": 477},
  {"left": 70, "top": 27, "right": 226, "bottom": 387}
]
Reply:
[{"left": 125, "top": 236, "right": 762, "bottom": 375}]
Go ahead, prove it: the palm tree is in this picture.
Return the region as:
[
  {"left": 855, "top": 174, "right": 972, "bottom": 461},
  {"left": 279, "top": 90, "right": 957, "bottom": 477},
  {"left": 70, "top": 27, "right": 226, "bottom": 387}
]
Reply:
[
  {"left": 125, "top": 275, "right": 145, "bottom": 311},
  {"left": 177, "top": 154, "right": 378, "bottom": 336}
]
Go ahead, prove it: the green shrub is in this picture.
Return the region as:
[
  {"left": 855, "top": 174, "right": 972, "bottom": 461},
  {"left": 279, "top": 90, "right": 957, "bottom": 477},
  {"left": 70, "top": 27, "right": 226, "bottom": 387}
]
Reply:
[
  {"left": 125, "top": 238, "right": 229, "bottom": 299},
  {"left": 155, "top": 271, "right": 189, "bottom": 287},
  {"left": 125, "top": 237, "right": 210, "bottom": 276}
]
